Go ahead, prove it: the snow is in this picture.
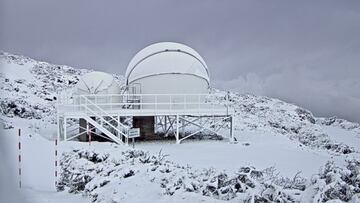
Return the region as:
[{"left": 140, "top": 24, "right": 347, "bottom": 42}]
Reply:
[
  {"left": 0, "top": 127, "right": 91, "bottom": 203},
  {"left": 1, "top": 61, "right": 35, "bottom": 81},
  {"left": 1, "top": 51, "right": 360, "bottom": 202},
  {"left": 323, "top": 126, "right": 360, "bottom": 150},
  {"left": 125, "top": 42, "right": 209, "bottom": 84},
  {"left": 2, "top": 124, "right": 358, "bottom": 202},
  {"left": 136, "top": 131, "right": 338, "bottom": 177}
]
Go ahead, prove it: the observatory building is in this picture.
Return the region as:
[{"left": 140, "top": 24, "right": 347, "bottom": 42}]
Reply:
[
  {"left": 125, "top": 42, "right": 210, "bottom": 95},
  {"left": 57, "top": 42, "right": 234, "bottom": 144},
  {"left": 73, "top": 71, "right": 121, "bottom": 141},
  {"left": 74, "top": 71, "right": 121, "bottom": 101}
]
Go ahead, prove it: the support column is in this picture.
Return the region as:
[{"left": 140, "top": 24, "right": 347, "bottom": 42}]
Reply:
[
  {"left": 230, "top": 115, "right": 235, "bottom": 143},
  {"left": 199, "top": 116, "right": 202, "bottom": 131},
  {"left": 181, "top": 118, "right": 185, "bottom": 137},
  {"left": 63, "top": 116, "right": 67, "bottom": 141},
  {"left": 87, "top": 121, "right": 91, "bottom": 144},
  {"left": 176, "top": 114, "right": 180, "bottom": 144},
  {"left": 117, "top": 115, "right": 121, "bottom": 139},
  {"left": 89, "top": 116, "right": 96, "bottom": 138},
  {"left": 212, "top": 115, "right": 215, "bottom": 129},
  {"left": 154, "top": 116, "right": 157, "bottom": 133}
]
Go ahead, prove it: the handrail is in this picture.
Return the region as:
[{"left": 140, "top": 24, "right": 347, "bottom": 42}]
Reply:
[
  {"left": 80, "top": 102, "right": 222, "bottom": 105},
  {"left": 58, "top": 93, "right": 233, "bottom": 116},
  {"left": 80, "top": 95, "right": 129, "bottom": 137},
  {"left": 59, "top": 93, "right": 216, "bottom": 100},
  {"left": 78, "top": 93, "right": 212, "bottom": 97},
  {"left": 82, "top": 104, "right": 128, "bottom": 138},
  {"left": 77, "top": 125, "right": 113, "bottom": 142}
]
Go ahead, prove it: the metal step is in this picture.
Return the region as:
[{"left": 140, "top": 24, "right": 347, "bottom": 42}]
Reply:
[{"left": 83, "top": 116, "right": 124, "bottom": 145}]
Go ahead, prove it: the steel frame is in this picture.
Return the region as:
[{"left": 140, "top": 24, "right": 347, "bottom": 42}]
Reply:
[{"left": 57, "top": 93, "right": 235, "bottom": 145}]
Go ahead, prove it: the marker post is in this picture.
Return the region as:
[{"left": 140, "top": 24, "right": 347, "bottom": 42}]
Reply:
[
  {"left": 55, "top": 139, "right": 58, "bottom": 188},
  {"left": 18, "top": 129, "right": 22, "bottom": 189}
]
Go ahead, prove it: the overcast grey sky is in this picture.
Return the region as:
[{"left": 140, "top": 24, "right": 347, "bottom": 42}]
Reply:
[{"left": 1, "top": 0, "right": 360, "bottom": 122}]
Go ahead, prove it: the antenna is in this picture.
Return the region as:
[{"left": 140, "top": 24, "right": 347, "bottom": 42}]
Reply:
[{"left": 93, "top": 79, "right": 104, "bottom": 94}]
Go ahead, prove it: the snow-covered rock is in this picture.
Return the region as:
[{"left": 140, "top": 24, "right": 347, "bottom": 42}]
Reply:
[
  {"left": 211, "top": 90, "right": 357, "bottom": 154},
  {"left": 57, "top": 148, "right": 308, "bottom": 202},
  {"left": 309, "top": 160, "right": 360, "bottom": 202},
  {"left": 1, "top": 51, "right": 360, "bottom": 202},
  {"left": 0, "top": 52, "right": 124, "bottom": 126},
  {"left": 2, "top": 51, "right": 359, "bottom": 154}
]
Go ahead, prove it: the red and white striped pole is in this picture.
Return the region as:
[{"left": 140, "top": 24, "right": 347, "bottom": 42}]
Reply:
[
  {"left": 55, "top": 139, "right": 58, "bottom": 188},
  {"left": 18, "top": 128, "right": 22, "bottom": 189}
]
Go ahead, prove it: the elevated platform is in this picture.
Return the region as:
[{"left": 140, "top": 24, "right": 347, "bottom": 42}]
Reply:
[
  {"left": 58, "top": 93, "right": 232, "bottom": 117},
  {"left": 60, "top": 108, "right": 232, "bottom": 117},
  {"left": 57, "top": 93, "right": 234, "bottom": 144}
]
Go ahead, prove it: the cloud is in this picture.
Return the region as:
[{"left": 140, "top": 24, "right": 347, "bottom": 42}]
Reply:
[
  {"left": 1, "top": 0, "right": 360, "bottom": 122},
  {"left": 213, "top": 73, "right": 265, "bottom": 95},
  {"left": 215, "top": 66, "right": 360, "bottom": 122}
]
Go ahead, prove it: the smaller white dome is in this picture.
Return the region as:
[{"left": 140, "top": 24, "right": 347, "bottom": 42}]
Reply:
[{"left": 75, "top": 71, "right": 120, "bottom": 95}]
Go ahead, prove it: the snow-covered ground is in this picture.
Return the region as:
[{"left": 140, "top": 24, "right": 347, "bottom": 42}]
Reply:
[
  {"left": 323, "top": 126, "right": 360, "bottom": 151},
  {"left": 137, "top": 133, "right": 337, "bottom": 178},
  {"left": 1, "top": 52, "right": 360, "bottom": 202},
  {"left": 0, "top": 127, "right": 91, "bottom": 203}
]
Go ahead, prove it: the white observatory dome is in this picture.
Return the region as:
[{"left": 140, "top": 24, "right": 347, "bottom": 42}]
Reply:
[
  {"left": 74, "top": 71, "right": 121, "bottom": 103},
  {"left": 75, "top": 71, "right": 120, "bottom": 95},
  {"left": 125, "top": 42, "right": 210, "bottom": 95}
]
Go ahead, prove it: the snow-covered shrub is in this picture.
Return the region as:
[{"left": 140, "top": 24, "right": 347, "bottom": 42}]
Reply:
[
  {"left": 0, "top": 100, "right": 47, "bottom": 119},
  {"left": 247, "top": 183, "right": 297, "bottom": 203},
  {"left": 291, "top": 128, "right": 354, "bottom": 155},
  {"left": 157, "top": 164, "right": 302, "bottom": 202},
  {"left": 211, "top": 90, "right": 356, "bottom": 155},
  {"left": 311, "top": 160, "right": 360, "bottom": 202},
  {"left": 318, "top": 117, "right": 338, "bottom": 126},
  {"left": 323, "top": 143, "right": 354, "bottom": 154},
  {"left": 0, "top": 118, "right": 13, "bottom": 129},
  {"left": 263, "top": 167, "right": 307, "bottom": 191},
  {"left": 57, "top": 148, "right": 305, "bottom": 202},
  {"left": 295, "top": 108, "right": 316, "bottom": 124}
]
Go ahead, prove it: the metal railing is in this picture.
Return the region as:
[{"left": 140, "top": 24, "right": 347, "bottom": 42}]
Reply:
[
  {"left": 58, "top": 93, "right": 230, "bottom": 115},
  {"left": 81, "top": 95, "right": 129, "bottom": 139}
]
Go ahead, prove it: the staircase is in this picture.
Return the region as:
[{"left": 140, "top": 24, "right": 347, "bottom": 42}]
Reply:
[
  {"left": 83, "top": 116, "right": 123, "bottom": 144},
  {"left": 80, "top": 95, "right": 130, "bottom": 145}
]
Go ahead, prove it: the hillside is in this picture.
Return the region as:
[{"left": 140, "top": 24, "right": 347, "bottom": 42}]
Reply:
[{"left": 1, "top": 52, "right": 359, "bottom": 202}]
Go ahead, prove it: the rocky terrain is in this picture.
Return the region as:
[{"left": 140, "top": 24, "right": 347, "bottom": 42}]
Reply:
[{"left": 1, "top": 51, "right": 359, "bottom": 202}]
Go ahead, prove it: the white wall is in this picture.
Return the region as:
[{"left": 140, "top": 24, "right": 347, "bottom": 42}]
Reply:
[
  {"left": 129, "top": 73, "right": 209, "bottom": 109},
  {"left": 74, "top": 81, "right": 122, "bottom": 105}
]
